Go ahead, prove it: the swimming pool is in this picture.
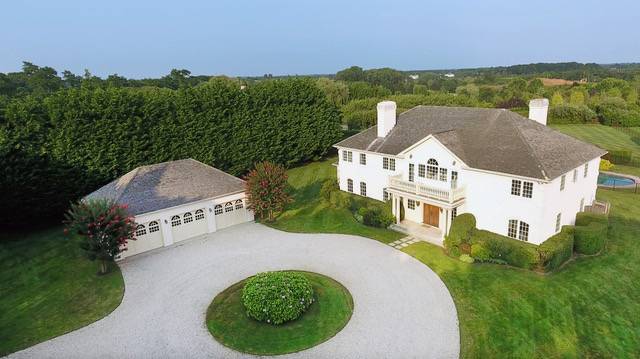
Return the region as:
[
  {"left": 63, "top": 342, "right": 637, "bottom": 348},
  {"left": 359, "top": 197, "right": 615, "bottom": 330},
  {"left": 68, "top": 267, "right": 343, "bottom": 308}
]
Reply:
[{"left": 597, "top": 173, "right": 636, "bottom": 186}]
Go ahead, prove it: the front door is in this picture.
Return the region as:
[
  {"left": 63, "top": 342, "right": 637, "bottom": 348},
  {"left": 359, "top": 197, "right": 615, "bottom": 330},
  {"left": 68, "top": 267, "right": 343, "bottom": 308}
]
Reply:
[{"left": 423, "top": 204, "right": 440, "bottom": 227}]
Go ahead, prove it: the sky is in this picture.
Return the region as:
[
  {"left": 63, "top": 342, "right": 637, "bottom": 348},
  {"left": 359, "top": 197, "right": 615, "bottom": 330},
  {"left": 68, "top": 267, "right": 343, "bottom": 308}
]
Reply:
[{"left": 2, "top": 0, "right": 639, "bottom": 78}]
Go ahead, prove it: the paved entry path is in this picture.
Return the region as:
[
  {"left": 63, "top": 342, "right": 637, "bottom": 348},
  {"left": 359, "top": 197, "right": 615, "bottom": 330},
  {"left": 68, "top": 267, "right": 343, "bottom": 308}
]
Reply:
[{"left": 8, "top": 223, "right": 459, "bottom": 359}]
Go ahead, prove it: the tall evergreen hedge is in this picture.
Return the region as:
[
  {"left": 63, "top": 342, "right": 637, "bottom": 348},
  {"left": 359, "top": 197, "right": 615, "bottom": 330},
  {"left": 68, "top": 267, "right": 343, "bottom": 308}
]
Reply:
[{"left": 0, "top": 78, "right": 342, "bottom": 228}]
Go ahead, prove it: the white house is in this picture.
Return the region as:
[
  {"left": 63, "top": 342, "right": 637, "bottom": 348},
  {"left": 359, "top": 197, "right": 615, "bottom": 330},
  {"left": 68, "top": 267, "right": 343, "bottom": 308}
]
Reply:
[
  {"left": 334, "top": 99, "right": 606, "bottom": 245},
  {"left": 85, "top": 159, "right": 254, "bottom": 259}
]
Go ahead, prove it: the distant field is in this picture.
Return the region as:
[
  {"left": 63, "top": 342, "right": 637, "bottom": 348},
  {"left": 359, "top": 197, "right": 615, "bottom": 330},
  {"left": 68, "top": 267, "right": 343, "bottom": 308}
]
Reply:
[
  {"left": 539, "top": 78, "right": 586, "bottom": 86},
  {"left": 551, "top": 124, "right": 640, "bottom": 156}
]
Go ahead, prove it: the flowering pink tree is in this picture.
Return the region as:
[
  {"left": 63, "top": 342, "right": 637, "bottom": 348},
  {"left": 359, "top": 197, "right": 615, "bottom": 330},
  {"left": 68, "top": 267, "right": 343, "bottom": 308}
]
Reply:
[
  {"left": 64, "top": 198, "right": 137, "bottom": 274},
  {"left": 245, "top": 161, "right": 292, "bottom": 222}
]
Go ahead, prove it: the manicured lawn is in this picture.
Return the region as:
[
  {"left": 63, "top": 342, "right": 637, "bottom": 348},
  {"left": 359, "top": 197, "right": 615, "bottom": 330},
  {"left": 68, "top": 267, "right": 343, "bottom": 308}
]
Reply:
[
  {"left": 404, "top": 189, "right": 640, "bottom": 358},
  {"left": 268, "top": 158, "right": 404, "bottom": 244},
  {"left": 0, "top": 227, "right": 124, "bottom": 356},
  {"left": 552, "top": 124, "right": 640, "bottom": 157},
  {"left": 609, "top": 164, "right": 640, "bottom": 178},
  {"left": 206, "top": 271, "right": 353, "bottom": 355}
]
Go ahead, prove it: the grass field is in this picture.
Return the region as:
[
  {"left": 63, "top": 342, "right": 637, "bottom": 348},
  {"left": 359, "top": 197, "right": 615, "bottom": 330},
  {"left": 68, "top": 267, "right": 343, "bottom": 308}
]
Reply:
[
  {"left": 552, "top": 124, "right": 640, "bottom": 157},
  {"left": 0, "top": 228, "right": 124, "bottom": 356},
  {"left": 274, "top": 159, "right": 640, "bottom": 358},
  {"left": 268, "top": 158, "right": 404, "bottom": 244},
  {"left": 206, "top": 271, "right": 353, "bottom": 355}
]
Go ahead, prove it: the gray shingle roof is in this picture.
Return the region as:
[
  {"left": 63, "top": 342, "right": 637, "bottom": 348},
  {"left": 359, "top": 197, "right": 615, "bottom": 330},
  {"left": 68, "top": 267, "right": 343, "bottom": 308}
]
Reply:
[
  {"left": 335, "top": 106, "right": 606, "bottom": 180},
  {"left": 84, "top": 159, "right": 245, "bottom": 215}
]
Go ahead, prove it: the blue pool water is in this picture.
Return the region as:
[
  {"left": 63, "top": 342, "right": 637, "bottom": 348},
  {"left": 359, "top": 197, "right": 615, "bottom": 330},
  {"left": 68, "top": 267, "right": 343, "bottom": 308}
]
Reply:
[{"left": 597, "top": 173, "right": 635, "bottom": 186}]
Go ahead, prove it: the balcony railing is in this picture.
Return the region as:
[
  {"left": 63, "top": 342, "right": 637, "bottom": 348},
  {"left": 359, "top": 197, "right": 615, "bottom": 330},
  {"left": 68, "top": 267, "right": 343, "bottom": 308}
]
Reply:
[{"left": 388, "top": 175, "right": 465, "bottom": 203}]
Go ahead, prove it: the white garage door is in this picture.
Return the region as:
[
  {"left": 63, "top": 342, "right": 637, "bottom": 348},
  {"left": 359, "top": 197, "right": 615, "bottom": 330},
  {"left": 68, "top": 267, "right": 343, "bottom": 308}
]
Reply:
[
  {"left": 171, "top": 209, "right": 208, "bottom": 243},
  {"left": 214, "top": 199, "right": 248, "bottom": 230},
  {"left": 126, "top": 220, "right": 164, "bottom": 257}
]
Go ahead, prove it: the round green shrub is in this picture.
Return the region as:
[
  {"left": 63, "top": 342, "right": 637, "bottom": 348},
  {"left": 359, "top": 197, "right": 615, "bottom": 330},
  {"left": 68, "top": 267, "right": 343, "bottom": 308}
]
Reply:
[
  {"left": 470, "top": 243, "right": 491, "bottom": 262},
  {"left": 242, "top": 271, "right": 314, "bottom": 325},
  {"left": 459, "top": 254, "right": 475, "bottom": 263}
]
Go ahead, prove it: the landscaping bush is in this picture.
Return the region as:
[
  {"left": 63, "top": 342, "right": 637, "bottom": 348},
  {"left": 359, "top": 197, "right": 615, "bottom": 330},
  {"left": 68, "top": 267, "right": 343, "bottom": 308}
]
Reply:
[
  {"left": 548, "top": 104, "right": 596, "bottom": 124},
  {"left": 444, "top": 213, "right": 476, "bottom": 251},
  {"left": 575, "top": 212, "right": 608, "bottom": 227},
  {"left": 473, "top": 230, "right": 540, "bottom": 270},
  {"left": 360, "top": 206, "right": 395, "bottom": 228},
  {"left": 242, "top": 271, "right": 314, "bottom": 325},
  {"left": 470, "top": 243, "right": 491, "bottom": 262},
  {"left": 574, "top": 222, "right": 608, "bottom": 255},
  {"left": 537, "top": 226, "right": 574, "bottom": 272},
  {"left": 599, "top": 159, "right": 614, "bottom": 171},
  {"left": 329, "top": 190, "right": 352, "bottom": 209},
  {"left": 320, "top": 179, "right": 338, "bottom": 202}
]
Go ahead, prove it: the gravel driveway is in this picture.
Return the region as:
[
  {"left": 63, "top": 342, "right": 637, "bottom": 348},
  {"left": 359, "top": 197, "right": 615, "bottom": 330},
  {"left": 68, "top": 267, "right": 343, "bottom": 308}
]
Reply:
[{"left": 8, "top": 223, "right": 459, "bottom": 358}]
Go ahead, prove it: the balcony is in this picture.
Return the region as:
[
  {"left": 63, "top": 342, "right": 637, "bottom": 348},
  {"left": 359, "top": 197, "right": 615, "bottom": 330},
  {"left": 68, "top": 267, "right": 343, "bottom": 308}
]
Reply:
[{"left": 388, "top": 174, "right": 465, "bottom": 204}]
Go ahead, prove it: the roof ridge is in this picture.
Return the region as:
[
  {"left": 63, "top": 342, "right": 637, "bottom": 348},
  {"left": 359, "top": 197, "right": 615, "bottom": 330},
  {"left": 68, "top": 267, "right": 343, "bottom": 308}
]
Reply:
[
  {"left": 113, "top": 167, "right": 140, "bottom": 203},
  {"left": 508, "top": 113, "right": 549, "bottom": 180}
]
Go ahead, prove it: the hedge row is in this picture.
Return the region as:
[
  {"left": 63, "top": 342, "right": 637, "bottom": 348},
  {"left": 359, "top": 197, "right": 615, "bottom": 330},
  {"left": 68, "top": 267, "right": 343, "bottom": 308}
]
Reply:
[
  {"left": 321, "top": 179, "right": 395, "bottom": 228},
  {"left": 0, "top": 78, "right": 343, "bottom": 228},
  {"left": 445, "top": 212, "right": 608, "bottom": 272}
]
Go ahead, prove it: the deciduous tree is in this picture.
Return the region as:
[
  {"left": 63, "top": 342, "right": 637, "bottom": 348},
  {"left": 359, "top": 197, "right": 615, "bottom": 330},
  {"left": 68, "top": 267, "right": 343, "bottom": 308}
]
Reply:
[{"left": 245, "top": 162, "right": 292, "bottom": 222}]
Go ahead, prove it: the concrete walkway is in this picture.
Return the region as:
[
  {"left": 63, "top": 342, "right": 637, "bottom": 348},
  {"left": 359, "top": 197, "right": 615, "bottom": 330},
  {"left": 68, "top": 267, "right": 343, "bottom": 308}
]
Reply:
[{"left": 8, "top": 223, "right": 459, "bottom": 359}]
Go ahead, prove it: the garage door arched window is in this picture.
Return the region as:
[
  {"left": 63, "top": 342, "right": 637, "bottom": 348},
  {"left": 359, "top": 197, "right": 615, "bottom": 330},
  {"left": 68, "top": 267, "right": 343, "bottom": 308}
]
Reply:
[
  {"left": 135, "top": 224, "right": 146, "bottom": 237},
  {"left": 235, "top": 200, "right": 244, "bottom": 210},
  {"left": 148, "top": 221, "right": 160, "bottom": 233},
  {"left": 225, "top": 202, "right": 234, "bottom": 213},
  {"left": 183, "top": 212, "right": 193, "bottom": 223},
  {"left": 171, "top": 215, "right": 181, "bottom": 227},
  {"left": 214, "top": 205, "right": 223, "bottom": 215},
  {"left": 195, "top": 209, "right": 205, "bottom": 221}
]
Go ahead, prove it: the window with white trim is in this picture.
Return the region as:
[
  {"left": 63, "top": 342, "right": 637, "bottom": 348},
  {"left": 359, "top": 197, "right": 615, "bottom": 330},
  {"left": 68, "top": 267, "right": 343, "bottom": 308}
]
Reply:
[
  {"left": 235, "top": 199, "right": 244, "bottom": 210},
  {"left": 195, "top": 209, "right": 205, "bottom": 220},
  {"left": 555, "top": 213, "right": 562, "bottom": 232},
  {"left": 584, "top": 162, "right": 589, "bottom": 178},
  {"left": 225, "top": 202, "right": 234, "bottom": 213},
  {"left": 359, "top": 153, "right": 366, "bottom": 165},
  {"left": 135, "top": 224, "right": 146, "bottom": 237},
  {"left": 418, "top": 164, "right": 426, "bottom": 178},
  {"left": 426, "top": 159, "right": 438, "bottom": 179},
  {"left": 511, "top": 180, "right": 522, "bottom": 196},
  {"left": 451, "top": 207, "right": 458, "bottom": 222},
  {"left": 580, "top": 198, "right": 585, "bottom": 212},
  {"left": 149, "top": 221, "right": 160, "bottom": 233},
  {"left": 214, "top": 205, "right": 223, "bottom": 215},
  {"left": 409, "top": 163, "right": 415, "bottom": 182},
  {"left": 171, "top": 215, "right": 181, "bottom": 227},
  {"left": 407, "top": 199, "right": 416, "bottom": 210},
  {"left": 360, "top": 182, "right": 367, "bottom": 196},
  {"left": 347, "top": 179, "right": 353, "bottom": 193},
  {"left": 183, "top": 212, "right": 193, "bottom": 223},
  {"left": 508, "top": 219, "right": 518, "bottom": 238},
  {"left": 518, "top": 221, "right": 529, "bottom": 242},
  {"left": 522, "top": 182, "right": 533, "bottom": 198},
  {"left": 573, "top": 169, "right": 578, "bottom": 183},
  {"left": 560, "top": 175, "right": 566, "bottom": 191},
  {"left": 342, "top": 150, "right": 352, "bottom": 162},
  {"left": 439, "top": 168, "right": 448, "bottom": 182},
  {"left": 383, "top": 190, "right": 391, "bottom": 201},
  {"left": 383, "top": 157, "right": 395, "bottom": 171}
]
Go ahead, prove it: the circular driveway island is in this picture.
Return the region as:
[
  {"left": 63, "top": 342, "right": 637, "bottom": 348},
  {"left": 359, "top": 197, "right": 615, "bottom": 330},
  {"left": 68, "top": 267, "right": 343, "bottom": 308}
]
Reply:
[{"left": 9, "top": 223, "right": 459, "bottom": 359}]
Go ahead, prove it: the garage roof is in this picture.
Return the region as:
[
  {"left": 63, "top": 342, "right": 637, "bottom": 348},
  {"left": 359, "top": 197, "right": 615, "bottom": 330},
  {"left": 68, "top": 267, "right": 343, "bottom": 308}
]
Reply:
[{"left": 84, "top": 159, "right": 246, "bottom": 215}]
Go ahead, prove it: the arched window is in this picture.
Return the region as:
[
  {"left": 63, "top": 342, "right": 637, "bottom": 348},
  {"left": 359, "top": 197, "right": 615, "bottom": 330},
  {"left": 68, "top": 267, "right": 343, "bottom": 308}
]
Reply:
[
  {"left": 195, "top": 209, "right": 205, "bottom": 221},
  {"left": 171, "top": 215, "right": 181, "bottom": 227},
  {"left": 214, "top": 205, "right": 223, "bottom": 215},
  {"left": 225, "top": 202, "right": 234, "bottom": 213},
  {"left": 235, "top": 199, "right": 244, "bottom": 210},
  {"left": 426, "top": 158, "right": 439, "bottom": 179},
  {"left": 148, "top": 221, "right": 160, "bottom": 233},
  {"left": 135, "top": 224, "right": 146, "bottom": 237},
  {"left": 183, "top": 212, "right": 193, "bottom": 223}
]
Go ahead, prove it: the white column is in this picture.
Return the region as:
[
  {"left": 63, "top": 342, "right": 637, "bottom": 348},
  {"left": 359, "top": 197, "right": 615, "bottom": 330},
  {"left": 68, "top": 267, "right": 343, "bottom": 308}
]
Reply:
[
  {"left": 160, "top": 215, "right": 174, "bottom": 246},
  {"left": 205, "top": 205, "right": 217, "bottom": 233}
]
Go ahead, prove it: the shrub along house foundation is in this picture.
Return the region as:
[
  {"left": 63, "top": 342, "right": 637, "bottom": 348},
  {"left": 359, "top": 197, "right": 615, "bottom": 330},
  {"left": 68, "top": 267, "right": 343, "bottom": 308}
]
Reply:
[{"left": 334, "top": 99, "right": 606, "bottom": 245}]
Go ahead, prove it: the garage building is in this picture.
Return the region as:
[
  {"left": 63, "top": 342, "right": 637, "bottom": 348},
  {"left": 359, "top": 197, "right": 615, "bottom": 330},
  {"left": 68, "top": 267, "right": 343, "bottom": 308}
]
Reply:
[{"left": 84, "top": 158, "right": 254, "bottom": 259}]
